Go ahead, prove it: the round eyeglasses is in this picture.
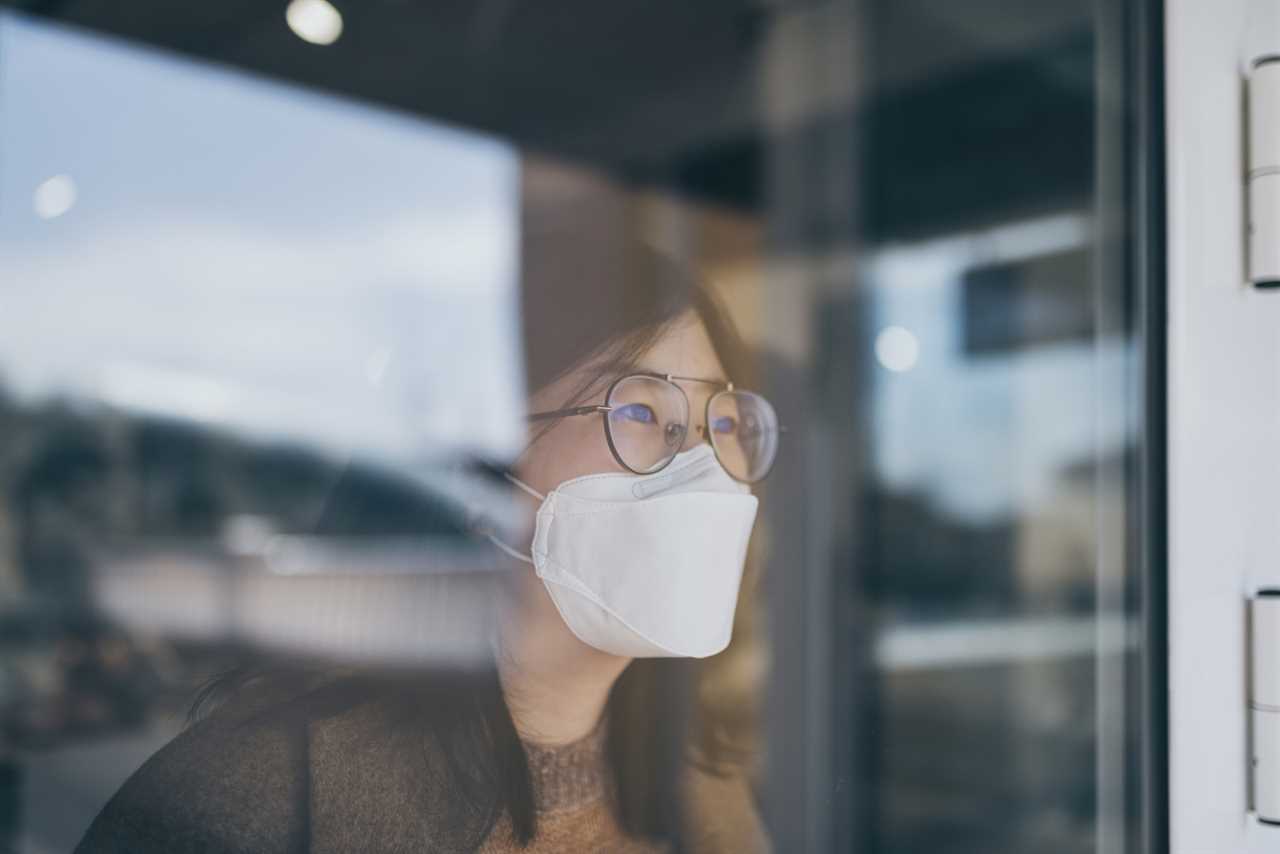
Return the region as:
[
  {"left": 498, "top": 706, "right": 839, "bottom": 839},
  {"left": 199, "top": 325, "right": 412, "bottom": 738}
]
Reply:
[{"left": 527, "top": 372, "right": 781, "bottom": 483}]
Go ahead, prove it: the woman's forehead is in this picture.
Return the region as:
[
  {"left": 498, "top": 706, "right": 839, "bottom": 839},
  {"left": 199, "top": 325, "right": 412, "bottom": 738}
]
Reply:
[{"left": 632, "top": 313, "right": 729, "bottom": 383}]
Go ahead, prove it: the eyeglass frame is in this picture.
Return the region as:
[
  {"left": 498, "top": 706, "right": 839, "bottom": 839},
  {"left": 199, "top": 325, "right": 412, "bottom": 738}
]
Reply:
[{"left": 525, "top": 370, "right": 781, "bottom": 483}]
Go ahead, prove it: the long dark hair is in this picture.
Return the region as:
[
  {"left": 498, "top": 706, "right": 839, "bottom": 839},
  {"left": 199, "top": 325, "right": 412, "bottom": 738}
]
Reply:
[{"left": 193, "top": 210, "right": 761, "bottom": 850}]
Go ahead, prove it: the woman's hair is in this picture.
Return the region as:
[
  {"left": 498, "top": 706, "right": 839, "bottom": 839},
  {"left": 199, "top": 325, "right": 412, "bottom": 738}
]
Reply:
[
  {"left": 518, "top": 227, "right": 763, "bottom": 844},
  {"left": 192, "top": 220, "right": 763, "bottom": 850}
]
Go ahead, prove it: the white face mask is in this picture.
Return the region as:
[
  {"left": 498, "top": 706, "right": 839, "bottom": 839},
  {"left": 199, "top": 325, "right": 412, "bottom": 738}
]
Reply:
[{"left": 490, "top": 444, "right": 759, "bottom": 658}]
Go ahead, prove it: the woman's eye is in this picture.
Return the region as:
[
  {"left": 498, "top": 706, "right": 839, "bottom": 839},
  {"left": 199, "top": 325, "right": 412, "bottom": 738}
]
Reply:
[
  {"left": 664, "top": 422, "right": 687, "bottom": 446},
  {"left": 712, "top": 415, "right": 737, "bottom": 434},
  {"left": 614, "top": 403, "right": 657, "bottom": 424}
]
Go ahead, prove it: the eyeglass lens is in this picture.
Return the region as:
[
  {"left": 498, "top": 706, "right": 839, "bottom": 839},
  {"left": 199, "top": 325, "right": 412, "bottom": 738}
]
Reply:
[
  {"left": 707, "top": 390, "right": 779, "bottom": 483},
  {"left": 606, "top": 375, "right": 690, "bottom": 474}
]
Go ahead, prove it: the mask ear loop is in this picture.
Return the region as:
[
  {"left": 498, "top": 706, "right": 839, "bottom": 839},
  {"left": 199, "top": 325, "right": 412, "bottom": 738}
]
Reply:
[
  {"left": 482, "top": 472, "right": 544, "bottom": 565},
  {"left": 488, "top": 534, "right": 534, "bottom": 565},
  {"left": 503, "top": 472, "right": 546, "bottom": 502}
]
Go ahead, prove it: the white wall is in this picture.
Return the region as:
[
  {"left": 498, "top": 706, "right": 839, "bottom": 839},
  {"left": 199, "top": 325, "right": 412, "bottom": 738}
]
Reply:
[{"left": 1167, "top": 0, "right": 1280, "bottom": 850}]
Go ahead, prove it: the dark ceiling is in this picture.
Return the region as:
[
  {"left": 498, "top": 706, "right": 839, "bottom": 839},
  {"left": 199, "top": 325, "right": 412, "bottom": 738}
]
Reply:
[
  {"left": 6, "top": 0, "right": 763, "bottom": 181},
  {"left": 3, "top": 0, "right": 1096, "bottom": 240}
]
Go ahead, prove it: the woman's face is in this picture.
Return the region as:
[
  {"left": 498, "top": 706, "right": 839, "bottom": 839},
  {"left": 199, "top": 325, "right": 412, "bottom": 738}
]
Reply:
[
  {"left": 515, "top": 309, "right": 731, "bottom": 497},
  {"left": 500, "top": 309, "right": 733, "bottom": 661},
  {"left": 499, "top": 308, "right": 742, "bottom": 665}
]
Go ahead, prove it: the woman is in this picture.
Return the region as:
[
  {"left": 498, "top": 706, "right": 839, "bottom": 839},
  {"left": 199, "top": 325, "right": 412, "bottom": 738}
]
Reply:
[{"left": 76, "top": 238, "right": 777, "bottom": 853}]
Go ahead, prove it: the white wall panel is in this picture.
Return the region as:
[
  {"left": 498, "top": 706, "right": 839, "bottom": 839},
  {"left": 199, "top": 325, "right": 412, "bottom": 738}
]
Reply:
[{"left": 1167, "top": 0, "right": 1280, "bottom": 850}]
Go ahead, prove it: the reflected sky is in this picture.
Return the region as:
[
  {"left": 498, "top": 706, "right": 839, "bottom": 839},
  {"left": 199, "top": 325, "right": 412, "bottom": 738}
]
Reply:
[{"left": 0, "top": 12, "right": 524, "bottom": 469}]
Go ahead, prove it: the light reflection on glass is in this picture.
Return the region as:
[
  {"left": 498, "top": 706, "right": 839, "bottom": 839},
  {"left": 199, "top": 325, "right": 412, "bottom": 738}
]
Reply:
[
  {"left": 874, "top": 325, "right": 920, "bottom": 373},
  {"left": 32, "top": 173, "right": 76, "bottom": 220}
]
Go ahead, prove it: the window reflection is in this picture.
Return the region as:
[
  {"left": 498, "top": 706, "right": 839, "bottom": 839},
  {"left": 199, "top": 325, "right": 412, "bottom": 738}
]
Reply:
[
  {"left": 861, "top": 126, "right": 1132, "bottom": 854},
  {"left": 0, "top": 14, "right": 524, "bottom": 850},
  {"left": 863, "top": 213, "right": 1131, "bottom": 850}
]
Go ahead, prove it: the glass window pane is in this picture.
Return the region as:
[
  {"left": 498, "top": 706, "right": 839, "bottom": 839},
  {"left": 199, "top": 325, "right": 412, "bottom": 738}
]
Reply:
[{"left": 0, "top": 3, "right": 1157, "bottom": 852}]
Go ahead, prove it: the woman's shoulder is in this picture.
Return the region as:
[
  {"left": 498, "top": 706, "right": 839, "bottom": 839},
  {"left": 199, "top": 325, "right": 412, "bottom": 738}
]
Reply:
[
  {"left": 75, "top": 688, "right": 322, "bottom": 853},
  {"left": 683, "top": 763, "right": 772, "bottom": 854},
  {"left": 75, "top": 679, "right": 476, "bottom": 853}
]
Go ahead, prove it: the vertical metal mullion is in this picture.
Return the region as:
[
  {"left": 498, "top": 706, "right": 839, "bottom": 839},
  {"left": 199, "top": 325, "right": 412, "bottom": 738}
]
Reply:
[
  {"left": 1133, "top": 0, "right": 1169, "bottom": 850},
  {"left": 1095, "top": 0, "right": 1169, "bottom": 850},
  {"left": 1097, "top": 0, "right": 1167, "bottom": 850},
  {"left": 1093, "top": 0, "right": 1133, "bottom": 850},
  {"left": 759, "top": 2, "right": 870, "bottom": 852}
]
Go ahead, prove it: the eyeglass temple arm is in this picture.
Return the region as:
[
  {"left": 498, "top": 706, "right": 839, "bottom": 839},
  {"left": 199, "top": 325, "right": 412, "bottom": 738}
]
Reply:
[{"left": 526, "top": 404, "right": 612, "bottom": 423}]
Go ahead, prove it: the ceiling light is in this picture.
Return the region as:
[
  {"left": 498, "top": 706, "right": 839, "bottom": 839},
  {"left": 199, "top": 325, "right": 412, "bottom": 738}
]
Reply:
[{"left": 286, "top": 0, "right": 343, "bottom": 46}]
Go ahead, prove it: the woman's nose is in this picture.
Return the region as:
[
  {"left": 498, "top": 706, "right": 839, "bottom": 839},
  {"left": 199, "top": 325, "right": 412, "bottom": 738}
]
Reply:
[{"left": 682, "top": 422, "right": 710, "bottom": 453}]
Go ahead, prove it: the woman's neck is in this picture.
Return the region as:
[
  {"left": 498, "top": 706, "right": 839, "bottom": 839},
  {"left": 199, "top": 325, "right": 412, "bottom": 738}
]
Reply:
[{"left": 496, "top": 592, "right": 631, "bottom": 746}]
